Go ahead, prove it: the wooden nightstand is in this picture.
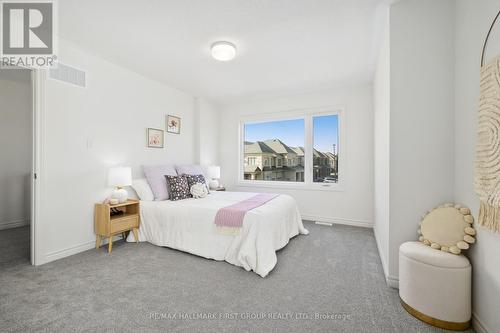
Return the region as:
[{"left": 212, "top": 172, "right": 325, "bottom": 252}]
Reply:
[
  {"left": 214, "top": 187, "right": 226, "bottom": 191},
  {"left": 94, "top": 199, "right": 140, "bottom": 253}
]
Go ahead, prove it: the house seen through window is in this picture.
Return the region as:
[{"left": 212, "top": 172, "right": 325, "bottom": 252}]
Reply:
[
  {"left": 313, "top": 114, "right": 339, "bottom": 183},
  {"left": 242, "top": 114, "right": 339, "bottom": 184}
]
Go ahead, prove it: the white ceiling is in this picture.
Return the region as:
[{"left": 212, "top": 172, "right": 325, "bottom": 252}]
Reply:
[{"left": 59, "top": 0, "right": 386, "bottom": 104}]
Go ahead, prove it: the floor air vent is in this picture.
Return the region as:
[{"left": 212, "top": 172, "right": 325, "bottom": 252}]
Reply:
[
  {"left": 315, "top": 221, "right": 333, "bottom": 226},
  {"left": 49, "top": 63, "right": 86, "bottom": 87}
]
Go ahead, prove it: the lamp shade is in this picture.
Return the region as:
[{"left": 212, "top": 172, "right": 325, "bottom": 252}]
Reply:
[
  {"left": 207, "top": 166, "right": 220, "bottom": 179},
  {"left": 108, "top": 167, "right": 132, "bottom": 187}
]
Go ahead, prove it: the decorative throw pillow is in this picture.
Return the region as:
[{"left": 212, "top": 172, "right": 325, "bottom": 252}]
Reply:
[
  {"left": 185, "top": 174, "right": 210, "bottom": 193},
  {"left": 176, "top": 165, "right": 210, "bottom": 189},
  {"left": 165, "top": 175, "right": 191, "bottom": 201},
  {"left": 418, "top": 203, "right": 476, "bottom": 255},
  {"left": 190, "top": 183, "right": 208, "bottom": 198},
  {"left": 143, "top": 165, "right": 177, "bottom": 200}
]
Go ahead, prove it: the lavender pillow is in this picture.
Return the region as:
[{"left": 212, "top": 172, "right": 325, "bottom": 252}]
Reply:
[
  {"left": 176, "top": 165, "right": 209, "bottom": 189},
  {"left": 175, "top": 164, "right": 205, "bottom": 176},
  {"left": 143, "top": 165, "right": 177, "bottom": 200}
]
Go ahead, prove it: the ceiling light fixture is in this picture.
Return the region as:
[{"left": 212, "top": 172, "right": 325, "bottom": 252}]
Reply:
[{"left": 211, "top": 41, "right": 236, "bottom": 61}]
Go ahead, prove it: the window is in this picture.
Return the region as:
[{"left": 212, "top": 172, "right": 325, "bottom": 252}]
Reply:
[
  {"left": 313, "top": 115, "right": 339, "bottom": 183},
  {"left": 240, "top": 109, "right": 341, "bottom": 188},
  {"left": 243, "top": 118, "right": 305, "bottom": 182}
]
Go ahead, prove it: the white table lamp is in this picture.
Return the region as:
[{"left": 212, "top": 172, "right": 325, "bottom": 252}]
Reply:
[
  {"left": 207, "top": 166, "right": 221, "bottom": 190},
  {"left": 108, "top": 167, "right": 132, "bottom": 203}
]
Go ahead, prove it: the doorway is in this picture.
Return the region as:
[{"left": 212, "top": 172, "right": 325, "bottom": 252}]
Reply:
[{"left": 0, "top": 68, "right": 34, "bottom": 265}]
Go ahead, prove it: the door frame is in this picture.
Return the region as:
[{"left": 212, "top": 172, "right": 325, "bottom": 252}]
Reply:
[
  {"left": 31, "top": 69, "right": 45, "bottom": 266},
  {"left": 2, "top": 64, "right": 45, "bottom": 266}
]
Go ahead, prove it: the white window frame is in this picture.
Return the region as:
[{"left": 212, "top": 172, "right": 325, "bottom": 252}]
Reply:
[{"left": 238, "top": 106, "right": 345, "bottom": 192}]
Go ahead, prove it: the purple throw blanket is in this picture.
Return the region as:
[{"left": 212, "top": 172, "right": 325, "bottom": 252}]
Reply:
[{"left": 214, "top": 193, "right": 279, "bottom": 228}]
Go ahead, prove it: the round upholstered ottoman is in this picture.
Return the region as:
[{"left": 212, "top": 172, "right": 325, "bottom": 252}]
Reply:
[{"left": 399, "top": 242, "right": 471, "bottom": 330}]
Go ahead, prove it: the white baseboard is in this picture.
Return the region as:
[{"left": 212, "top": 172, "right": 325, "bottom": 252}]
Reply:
[
  {"left": 372, "top": 225, "right": 400, "bottom": 289},
  {"left": 44, "top": 240, "right": 95, "bottom": 263},
  {"left": 42, "top": 234, "right": 125, "bottom": 264},
  {"left": 472, "top": 312, "right": 489, "bottom": 333},
  {"left": 302, "top": 214, "right": 373, "bottom": 228},
  {"left": 0, "top": 218, "right": 30, "bottom": 230},
  {"left": 373, "top": 227, "right": 390, "bottom": 284},
  {"left": 387, "top": 275, "right": 399, "bottom": 289},
  {"left": 41, "top": 216, "right": 369, "bottom": 264}
]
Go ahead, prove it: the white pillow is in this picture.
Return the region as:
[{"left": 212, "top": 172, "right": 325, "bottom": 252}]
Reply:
[
  {"left": 131, "top": 178, "right": 154, "bottom": 201},
  {"left": 190, "top": 183, "right": 208, "bottom": 198}
]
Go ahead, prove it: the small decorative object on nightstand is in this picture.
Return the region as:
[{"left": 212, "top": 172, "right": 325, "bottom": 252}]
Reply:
[
  {"left": 94, "top": 199, "right": 140, "bottom": 253},
  {"left": 108, "top": 167, "right": 132, "bottom": 203},
  {"left": 207, "top": 165, "right": 221, "bottom": 190},
  {"left": 214, "top": 187, "right": 226, "bottom": 191}
]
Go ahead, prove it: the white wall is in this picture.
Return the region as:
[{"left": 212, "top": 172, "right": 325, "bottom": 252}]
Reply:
[
  {"left": 373, "top": 10, "right": 391, "bottom": 279},
  {"left": 455, "top": 1, "right": 500, "bottom": 331},
  {"left": 0, "top": 69, "right": 32, "bottom": 230},
  {"left": 373, "top": 0, "right": 455, "bottom": 285},
  {"left": 37, "top": 39, "right": 200, "bottom": 263},
  {"left": 389, "top": 0, "right": 455, "bottom": 279},
  {"left": 195, "top": 97, "right": 219, "bottom": 166},
  {"left": 219, "top": 85, "right": 374, "bottom": 226},
  {"left": 374, "top": 2, "right": 500, "bottom": 330}
]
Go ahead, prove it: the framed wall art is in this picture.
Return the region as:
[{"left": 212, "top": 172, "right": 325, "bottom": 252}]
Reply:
[
  {"left": 166, "top": 115, "right": 181, "bottom": 134},
  {"left": 147, "top": 128, "right": 164, "bottom": 148}
]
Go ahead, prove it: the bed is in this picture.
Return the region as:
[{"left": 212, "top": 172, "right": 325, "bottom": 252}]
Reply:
[{"left": 126, "top": 191, "right": 308, "bottom": 277}]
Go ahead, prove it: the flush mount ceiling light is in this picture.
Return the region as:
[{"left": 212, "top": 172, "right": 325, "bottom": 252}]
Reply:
[{"left": 211, "top": 41, "right": 236, "bottom": 61}]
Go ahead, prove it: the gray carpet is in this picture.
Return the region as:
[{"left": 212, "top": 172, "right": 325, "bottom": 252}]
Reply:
[
  {"left": 0, "top": 225, "right": 30, "bottom": 265},
  {"left": 0, "top": 222, "right": 472, "bottom": 332}
]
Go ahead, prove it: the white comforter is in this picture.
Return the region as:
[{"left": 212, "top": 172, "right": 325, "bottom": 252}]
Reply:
[{"left": 127, "top": 191, "right": 308, "bottom": 277}]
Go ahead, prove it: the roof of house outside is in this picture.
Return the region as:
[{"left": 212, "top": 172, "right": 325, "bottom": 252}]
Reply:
[
  {"left": 324, "top": 152, "right": 337, "bottom": 159},
  {"left": 263, "top": 139, "right": 297, "bottom": 155},
  {"left": 245, "top": 139, "right": 337, "bottom": 159},
  {"left": 244, "top": 141, "right": 276, "bottom": 154},
  {"left": 290, "top": 146, "right": 304, "bottom": 156},
  {"left": 313, "top": 149, "right": 328, "bottom": 158}
]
